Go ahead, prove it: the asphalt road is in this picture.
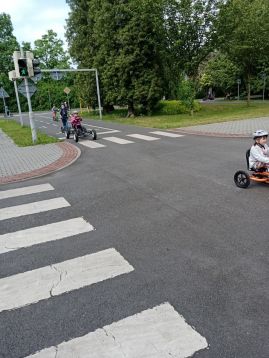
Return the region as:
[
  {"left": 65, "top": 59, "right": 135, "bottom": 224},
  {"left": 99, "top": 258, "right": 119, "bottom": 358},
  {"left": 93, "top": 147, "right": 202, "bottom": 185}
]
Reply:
[{"left": 0, "top": 112, "right": 268, "bottom": 357}]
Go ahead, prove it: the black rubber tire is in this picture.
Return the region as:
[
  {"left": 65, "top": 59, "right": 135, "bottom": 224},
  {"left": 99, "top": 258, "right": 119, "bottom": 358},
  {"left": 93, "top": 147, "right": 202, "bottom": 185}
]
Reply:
[
  {"left": 65, "top": 130, "right": 70, "bottom": 139},
  {"left": 74, "top": 131, "right": 79, "bottom": 142},
  {"left": 91, "top": 129, "right": 97, "bottom": 140},
  {"left": 234, "top": 170, "right": 250, "bottom": 188}
]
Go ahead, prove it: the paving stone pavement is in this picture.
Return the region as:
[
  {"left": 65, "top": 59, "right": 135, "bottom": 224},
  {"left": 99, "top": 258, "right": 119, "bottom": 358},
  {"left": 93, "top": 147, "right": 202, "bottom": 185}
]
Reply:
[
  {"left": 0, "top": 129, "right": 80, "bottom": 184},
  {"left": 171, "top": 116, "right": 269, "bottom": 137}
]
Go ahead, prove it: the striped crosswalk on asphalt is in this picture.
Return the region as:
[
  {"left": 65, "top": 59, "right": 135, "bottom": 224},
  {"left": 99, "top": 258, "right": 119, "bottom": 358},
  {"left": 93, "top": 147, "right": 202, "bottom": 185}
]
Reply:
[
  {"left": 0, "top": 248, "right": 134, "bottom": 313},
  {"left": 26, "top": 303, "right": 208, "bottom": 358},
  {"left": 0, "top": 217, "right": 94, "bottom": 254},
  {"left": 127, "top": 133, "right": 159, "bottom": 141},
  {"left": 0, "top": 183, "right": 54, "bottom": 200},
  {"left": 0, "top": 182, "right": 208, "bottom": 358},
  {"left": 0, "top": 197, "right": 70, "bottom": 221}
]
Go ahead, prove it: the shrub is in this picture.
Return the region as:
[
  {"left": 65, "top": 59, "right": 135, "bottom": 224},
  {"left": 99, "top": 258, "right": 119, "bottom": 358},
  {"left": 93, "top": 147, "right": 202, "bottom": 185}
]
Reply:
[{"left": 153, "top": 100, "right": 201, "bottom": 115}]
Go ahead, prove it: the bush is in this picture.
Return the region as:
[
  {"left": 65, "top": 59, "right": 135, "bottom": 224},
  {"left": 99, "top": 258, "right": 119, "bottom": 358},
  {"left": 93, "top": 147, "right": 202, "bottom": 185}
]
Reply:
[{"left": 153, "top": 100, "right": 201, "bottom": 115}]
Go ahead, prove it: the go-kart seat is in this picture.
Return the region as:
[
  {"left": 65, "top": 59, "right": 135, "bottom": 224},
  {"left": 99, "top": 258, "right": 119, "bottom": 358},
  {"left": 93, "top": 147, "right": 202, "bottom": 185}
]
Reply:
[{"left": 246, "top": 148, "right": 267, "bottom": 172}]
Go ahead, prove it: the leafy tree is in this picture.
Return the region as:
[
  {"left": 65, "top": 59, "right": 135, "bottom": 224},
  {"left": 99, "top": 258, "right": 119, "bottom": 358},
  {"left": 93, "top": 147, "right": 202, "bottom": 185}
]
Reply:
[
  {"left": 0, "top": 13, "right": 19, "bottom": 113},
  {"left": 199, "top": 52, "right": 240, "bottom": 95},
  {"left": 216, "top": 0, "right": 269, "bottom": 103},
  {"left": 34, "top": 30, "right": 70, "bottom": 69},
  {"left": 178, "top": 78, "right": 196, "bottom": 116}
]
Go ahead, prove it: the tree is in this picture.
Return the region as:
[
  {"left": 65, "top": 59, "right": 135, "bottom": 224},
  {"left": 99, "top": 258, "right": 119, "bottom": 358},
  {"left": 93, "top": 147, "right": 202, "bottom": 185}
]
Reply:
[
  {"left": 199, "top": 52, "right": 240, "bottom": 95},
  {"left": 216, "top": 0, "right": 269, "bottom": 104},
  {"left": 34, "top": 30, "right": 70, "bottom": 69},
  {"left": 0, "top": 13, "right": 19, "bottom": 112}
]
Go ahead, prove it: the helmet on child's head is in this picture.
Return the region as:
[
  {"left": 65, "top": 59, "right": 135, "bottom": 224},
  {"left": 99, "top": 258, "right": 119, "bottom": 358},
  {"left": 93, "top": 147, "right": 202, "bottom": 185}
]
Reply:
[
  {"left": 253, "top": 129, "right": 268, "bottom": 139},
  {"left": 72, "top": 110, "right": 78, "bottom": 115}
]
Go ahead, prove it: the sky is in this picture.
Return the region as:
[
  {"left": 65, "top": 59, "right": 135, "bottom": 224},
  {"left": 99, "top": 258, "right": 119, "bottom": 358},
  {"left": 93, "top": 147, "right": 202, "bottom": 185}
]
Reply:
[{"left": 1, "top": 0, "right": 70, "bottom": 49}]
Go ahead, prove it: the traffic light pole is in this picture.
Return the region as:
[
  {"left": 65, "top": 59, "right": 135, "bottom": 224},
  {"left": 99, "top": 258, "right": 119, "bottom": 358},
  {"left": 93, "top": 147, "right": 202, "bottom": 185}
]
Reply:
[
  {"left": 20, "top": 47, "right": 37, "bottom": 143},
  {"left": 13, "top": 80, "right": 23, "bottom": 126},
  {"left": 24, "top": 77, "right": 37, "bottom": 143}
]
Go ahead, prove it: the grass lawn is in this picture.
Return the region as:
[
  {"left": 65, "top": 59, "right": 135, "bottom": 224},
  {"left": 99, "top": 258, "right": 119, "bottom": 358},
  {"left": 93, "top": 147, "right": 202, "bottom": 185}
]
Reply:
[
  {"left": 81, "top": 101, "right": 269, "bottom": 129},
  {"left": 0, "top": 119, "right": 59, "bottom": 146}
]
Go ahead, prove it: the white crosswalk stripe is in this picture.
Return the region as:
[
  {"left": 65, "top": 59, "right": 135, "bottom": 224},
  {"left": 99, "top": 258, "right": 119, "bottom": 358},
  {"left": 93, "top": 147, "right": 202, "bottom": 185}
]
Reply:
[
  {"left": 150, "top": 131, "right": 185, "bottom": 138},
  {"left": 0, "top": 197, "right": 70, "bottom": 221},
  {"left": 79, "top": 141, "right": 106, "bottom": 148},
  {"left": 26, "top": 303, "right": 208, "bottom": 358},
  {"left": 103, "top": 136, "right": 134, "bottom": 144},
  {"left": 127, "top": 134, "right": 159, "bottom": 141},
  {"left": 0, "top": 217, "right": 94, "bottom": 254},
  {"left": 0, "top": 248, "right": 134, "bottom": 313},
  {"left": 0, "top": 183, "right": 54, "bottom": 200}
]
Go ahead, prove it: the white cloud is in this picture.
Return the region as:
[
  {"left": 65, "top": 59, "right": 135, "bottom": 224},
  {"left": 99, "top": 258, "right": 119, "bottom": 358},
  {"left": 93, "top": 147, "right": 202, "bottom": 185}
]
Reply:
[{"left": 1, "top": 0, "right": 70, "bottom": 48}]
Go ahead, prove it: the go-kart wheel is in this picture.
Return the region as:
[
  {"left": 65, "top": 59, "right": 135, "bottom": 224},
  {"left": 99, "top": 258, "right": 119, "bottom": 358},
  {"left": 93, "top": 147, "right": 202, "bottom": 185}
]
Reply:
[
  {"left": 234, "top": 170, "right": 250, "bottom": 188},
  {"left": 65, "top": 130, "right": 70, "bottom": 139},
  {"left": 74, "top": 132, "right": 79, "bottom": 142},
  {"left": 90, "top": 129, "right": 97, "bottom": 140}
]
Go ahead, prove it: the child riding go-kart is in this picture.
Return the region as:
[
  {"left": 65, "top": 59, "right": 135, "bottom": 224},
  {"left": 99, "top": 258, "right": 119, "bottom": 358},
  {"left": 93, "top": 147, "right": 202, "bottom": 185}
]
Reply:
[
  {"left": 65, "top": 111, "right": 97, "bottom": 142},
  {"left": 234, "top": 129, "right": 269, "bottom": 188}
]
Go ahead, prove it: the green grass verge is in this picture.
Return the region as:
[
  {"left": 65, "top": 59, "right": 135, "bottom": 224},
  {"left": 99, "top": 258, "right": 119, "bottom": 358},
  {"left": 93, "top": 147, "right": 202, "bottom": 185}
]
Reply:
[
  {"left": 0, "top": 119, "right": 59, "bottom": 146},
  {"left": 81, "top": 101, "right": 269, "bottom": 129}
]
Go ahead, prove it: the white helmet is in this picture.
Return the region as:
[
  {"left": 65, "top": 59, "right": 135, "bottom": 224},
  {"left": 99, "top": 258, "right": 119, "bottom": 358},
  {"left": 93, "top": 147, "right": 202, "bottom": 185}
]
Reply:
[
  {"left": 72, "top": 110, "right": 78, "bottom": 115},
  {"left": 253, "top": 129, "right": 268, "bottom": 139}
]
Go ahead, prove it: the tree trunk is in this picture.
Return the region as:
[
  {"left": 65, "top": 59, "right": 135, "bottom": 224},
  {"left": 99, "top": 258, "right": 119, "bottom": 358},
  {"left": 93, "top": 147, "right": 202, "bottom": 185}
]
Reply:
[{"left": 127, "top": 101, "right": 135, "bottom": 117}]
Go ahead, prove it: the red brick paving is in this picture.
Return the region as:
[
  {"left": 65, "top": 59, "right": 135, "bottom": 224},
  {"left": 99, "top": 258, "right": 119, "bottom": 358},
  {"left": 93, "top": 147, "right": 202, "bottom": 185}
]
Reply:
[{"left": 0, "top": 142, "right": 81, "bottom": 185}]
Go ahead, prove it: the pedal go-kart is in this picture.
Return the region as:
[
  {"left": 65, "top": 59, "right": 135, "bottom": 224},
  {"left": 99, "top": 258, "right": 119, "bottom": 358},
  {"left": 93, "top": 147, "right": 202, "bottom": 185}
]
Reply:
[
  {"left": 234, "top": 149, "right": 269, "bottom": 188},
  {"left": 64, "top": 113, "right": 97, "bottom": 143}
]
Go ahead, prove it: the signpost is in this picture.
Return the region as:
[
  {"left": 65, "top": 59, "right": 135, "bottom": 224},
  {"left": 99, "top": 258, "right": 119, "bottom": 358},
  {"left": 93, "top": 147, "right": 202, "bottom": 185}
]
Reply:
[
  {"left": 0, "top": 86, "right": 9, "bottom": 117},
  {"left": 237, "top": 79, "right": 241, "bottom": 101},
  {"left": 8, "top": 70, "right": 23, "bottom": 126},
  {"left": 64, "top": 87, "right": 71, "bottom": 109}
]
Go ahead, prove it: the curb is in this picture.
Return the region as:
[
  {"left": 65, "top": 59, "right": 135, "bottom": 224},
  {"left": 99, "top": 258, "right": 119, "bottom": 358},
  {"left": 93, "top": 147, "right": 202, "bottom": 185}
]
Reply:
[
  {"left": 169, "top": 128, "right": 250, "bottom": 138},
  {"left": 0, "top": 142, "right": 81, "bottom": 185}
]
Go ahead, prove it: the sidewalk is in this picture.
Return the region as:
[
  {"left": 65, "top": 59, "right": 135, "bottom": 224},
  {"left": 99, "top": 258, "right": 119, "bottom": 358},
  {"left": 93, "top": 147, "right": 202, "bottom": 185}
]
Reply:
[
  {"left": 0, "top": 129, "right": 81, "bottom": 185},
  {"left": 171, "top": 116, "right": 269, "bottom": 137}
]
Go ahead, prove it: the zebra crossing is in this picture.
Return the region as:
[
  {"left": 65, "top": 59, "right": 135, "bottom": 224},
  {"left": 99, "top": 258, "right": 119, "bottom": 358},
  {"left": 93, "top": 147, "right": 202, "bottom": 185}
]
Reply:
[
  {"left": 0, "top": 183, "right": 208, "bottom": 357},
  {"left": 78, "top": 130, "right": 184, "bottom": 150}
]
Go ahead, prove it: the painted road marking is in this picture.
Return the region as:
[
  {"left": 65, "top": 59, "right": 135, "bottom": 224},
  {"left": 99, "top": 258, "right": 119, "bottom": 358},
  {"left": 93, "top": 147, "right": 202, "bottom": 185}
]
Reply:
[
  {"left": 27, "top": 303, "right": 208, "bottom": 358},
  {"left": 0, "top": 184, "right": 54, "bottom": 200},
  {"left": 150, "top": 131, "right": 185, "bottom": 138},
  {"left": 0, "top": 248, "right": 134, "bottom": 313},
  {"left": 103, "top": 137, "right": 134, "bottom": 144},
  {"left": 0, "top": 217, "right": 94, "bottom": 254},
  {"left": 127, "top": 134, "right": 159, "bottom": 141},
  {"left": 0, "top": 198, "right": 70, "bottom": 221},
  {"left": 79, "top": 141, "right": 106, "bottom": 148}
]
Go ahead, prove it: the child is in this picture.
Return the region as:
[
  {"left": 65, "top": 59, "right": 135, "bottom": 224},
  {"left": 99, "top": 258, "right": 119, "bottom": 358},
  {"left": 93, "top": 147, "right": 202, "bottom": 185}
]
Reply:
[
  {"left": 70, "top": 111, "right": 82, "bottom": 128},
  {"left": 51, "top": 105, "right": 58, "bottom": 121},
  {"left": 249, "top": 130, "right": 269, "bottom": 170}
]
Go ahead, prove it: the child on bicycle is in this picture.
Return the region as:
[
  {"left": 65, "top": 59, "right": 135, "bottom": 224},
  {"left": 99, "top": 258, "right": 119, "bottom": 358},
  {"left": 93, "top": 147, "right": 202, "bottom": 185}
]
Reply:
[
  {"left": 51, "top": 105, "right": 58, "bottom": 121},
  {"left": 249, "top": 130, "right": 269, "bottom": 170}
]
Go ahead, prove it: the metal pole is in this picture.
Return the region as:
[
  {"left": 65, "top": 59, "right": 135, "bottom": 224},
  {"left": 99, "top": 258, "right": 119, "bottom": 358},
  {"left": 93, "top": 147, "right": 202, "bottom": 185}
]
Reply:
[
  {"left": 238, "top": 83, "right": 240, "bottom": 101},
  {"left": 1, "top": 91, "right": 7, "bottom": 117},
  {"left": 24, "top": 77, "right": 37, "bottom": 143},
  {"left": 67, "top": 93, "right": 70, "bottom": 110},
  {"left": 13, "top": 80, "right": 23, "bottom": 126},
  {"left": 20, "top": 47, "right": 37, "bottom": 143},
  {"left": 95, "top": 69, "right": 102, "bottom": 120},
  {"left": 48, "top": 89, "right": 51, "bottom": 109},
  {"left": 263, "top": 76, "right": 266, "bottom": 101}
]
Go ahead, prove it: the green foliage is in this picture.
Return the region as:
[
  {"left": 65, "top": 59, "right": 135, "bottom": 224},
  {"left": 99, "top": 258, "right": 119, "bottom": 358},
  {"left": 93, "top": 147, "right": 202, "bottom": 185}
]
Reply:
[
  {"left": 0, "top": 119, "right": 59, "bottom": 146},
  {"left": 216, "top": 0, "right": 269, "bottom": 101},
  {"left": 34, "top": 30, "right": 70, "bottom": 69},
  {"left": 178, "top": 80, "right": 197, "bottom": 114},
  {"left": 154, "top": 100, "right": 201, "bottom": 115}
]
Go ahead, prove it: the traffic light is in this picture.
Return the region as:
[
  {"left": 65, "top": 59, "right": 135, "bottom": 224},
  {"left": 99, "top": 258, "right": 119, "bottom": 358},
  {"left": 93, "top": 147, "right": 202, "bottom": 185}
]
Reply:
[
  {"left": 32, "top": 58, "right": 41, "bottom": 76},
  {"left": 18, "top": 59, "right": 28, "bottom": 77}
]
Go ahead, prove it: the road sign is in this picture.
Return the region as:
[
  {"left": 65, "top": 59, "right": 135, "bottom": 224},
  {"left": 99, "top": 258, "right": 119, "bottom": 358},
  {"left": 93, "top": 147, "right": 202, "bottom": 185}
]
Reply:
[
  {"left": 51, "top": 71, "right": 64, "bottom": 81},
  {"left": 0, "top": 87, "right": 9, "bottom": 98},
  {"left": 64, "top": 87, "right": 71, "bottom": 94},
  {"left": 18, "top": 80, "right": 37, "bottom": 98},
  {"left": 237, "top": 79, "right": 241, "bottom": 85},
  {"left": 32, "top": 73, "right": 42, "bottom": 82}
]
